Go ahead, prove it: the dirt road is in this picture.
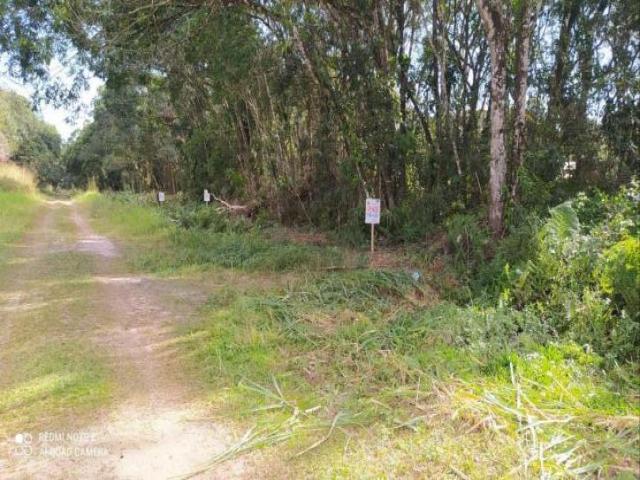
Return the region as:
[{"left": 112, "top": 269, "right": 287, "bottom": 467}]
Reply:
[{"left": 0, "top": 200, "right": 245, "bottom": 479}]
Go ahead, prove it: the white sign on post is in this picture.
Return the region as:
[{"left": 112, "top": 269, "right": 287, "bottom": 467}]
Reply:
[
  {"left": 158, "top": 192, "right": 165, "bottom": 203},
  {"left": 365, "top": 198, "right": 381, "bottom": 224},
  {"left": 203, "top": 189, "right": 211, "bottom": 203},
  {"left": 365, "top": 198, "right": 381, "bottom": 254}
]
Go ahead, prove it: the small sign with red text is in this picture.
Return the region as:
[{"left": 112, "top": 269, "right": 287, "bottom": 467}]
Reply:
[{"left": 365, "top": 198, "right": 380, "bottom": 224}]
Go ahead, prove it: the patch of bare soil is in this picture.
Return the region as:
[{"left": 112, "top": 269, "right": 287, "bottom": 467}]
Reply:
[{"left": 2, "top": 202, "right": 250, "bottom": 479}]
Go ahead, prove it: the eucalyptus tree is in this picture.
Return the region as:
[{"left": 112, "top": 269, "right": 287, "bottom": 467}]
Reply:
[{"left": 5, "top": 0, "right": 637, "bottom": 235}]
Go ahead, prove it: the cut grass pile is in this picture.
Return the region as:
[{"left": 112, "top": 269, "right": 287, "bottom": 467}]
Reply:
[
  {"left": 79, "top": 192, "right": 348, "bottom": 273},
  {"left": 178, "top": 271, "right": 639, "bottom": 478}
]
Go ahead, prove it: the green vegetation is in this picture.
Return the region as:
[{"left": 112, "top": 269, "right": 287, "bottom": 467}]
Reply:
[
  {"left": 81, "top": 185, "right": 639, "bottom": 478},
  {"left": 79, "top": 192, "right": 348, "bottom": 273},
  {"left": 176, "top": 271, "right": 638, "bottom": 478},
  {"left": 0, "top": 163, "right": 38, "bottom": 266},
  {"left": 1, "top": 0, "right": 638, "bottom": 476},
  {"left": 7, "top": 1, "right": 634, "bottom": 239},
  {"left": 0, "top": 90, "right": 63, "bottom": 187},
  {"left": 465, "top": 182, "right": 640, "bottom": 362}
]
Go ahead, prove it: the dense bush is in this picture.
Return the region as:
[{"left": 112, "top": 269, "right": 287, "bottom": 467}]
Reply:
[
  {"left": 165, "top": 203, "right": 252, "bottom": 233},
  {"left": 494, "top": 181, "right": 640, "bottom": 361},
  {"left": 599, "top": 237, "right": 640, "bottom": 318},
  {"left": 445, "top": 213, "right": 490, "bottom": 280},
  {"left": 443, "top": 181, "right": 638, "bottom": 361}
]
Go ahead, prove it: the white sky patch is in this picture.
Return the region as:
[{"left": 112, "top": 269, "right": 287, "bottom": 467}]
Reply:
[{"left": 0, "top": 57, "right": 102, "bottom": 142}]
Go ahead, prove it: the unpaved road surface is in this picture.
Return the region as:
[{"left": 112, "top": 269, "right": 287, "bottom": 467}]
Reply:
[{"left": 0, "top": 200, "right": 247, "bottom": 479}]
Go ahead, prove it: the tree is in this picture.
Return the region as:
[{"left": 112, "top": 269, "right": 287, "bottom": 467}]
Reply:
[
  {"left": 476, "top": 0, "right": 508, "bottom": 237},
  {"left": 7, "top": 0, "right": 632, "bottom": 238},
  {"left": 0, "top": 89, "right": 63, "bottom": 186},
  {"left": 511, "top": 0, "right": 539, "bottom": 200}
]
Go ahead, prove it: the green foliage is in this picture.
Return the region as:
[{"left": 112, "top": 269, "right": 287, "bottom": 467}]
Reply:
[
  {"left": 76, "top": 190, "right": 639, "bottom": 475},
  {"left": 1, "top": 0, "right": 639, "bottom": 472},
  {"left": 599, "top": 237, "right": 640, "bottom": 318},
  {"left": 165, "top": 203, "right": 252, "bottom": 233},
  {"left": 167, "top": 230, "right": 343, "bottom": 272},
  {"left": 82, "top": 192, "right": 344, "bottom": 272},
  {"left": 445, "top": 213, "right": 489, "bottom": 279},
  {"left": 510, "top": 167, "right": 553, "bottom": 215},
  {"left": 379, "top": 195, "right": 442, "bottom": 243},
  {"left": 492, "top": 182, "right": 640, "bottom": 361},
  {"left": 0, "top": 89, "right": 63, "bottom": 187},
  {"left": 252, "top": 270, "right": 415, "bottom": 339},
  {"left": 64, "top": 82, "right": 179, "bottom": 191},
  {"left": 542, "top": 200, "right": 580, "bottom": 241},
  {"left": 327, "top": 205, "right": 368, "bottom": 247},
  {"left": 179, "top": 265, "right": 638, "bottom": 476}
]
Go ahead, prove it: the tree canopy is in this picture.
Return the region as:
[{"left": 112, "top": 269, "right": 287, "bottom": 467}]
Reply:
[
  {"left": 0, "top": 89, "right": 63, "bottom": 186},
  {"left": 1, "top": 0, "right": 638, "bottom": 236}
]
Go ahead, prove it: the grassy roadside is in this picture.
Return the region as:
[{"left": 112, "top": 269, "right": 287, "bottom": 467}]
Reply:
[
  {"left": 78, "top": 191, "right": 351, "bottom": 274},
  {"left": 0, "top": 164, "right": 39, "bottom": 268},
  {"left": 177, "top": 278, "right": 639, "bottom": 478},
  {"left": 80, "top": 191, "right": 639, "bottom": 478}
]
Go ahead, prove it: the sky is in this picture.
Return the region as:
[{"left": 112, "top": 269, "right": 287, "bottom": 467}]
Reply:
[{"left": 0, "top": 57, "right": 103, "bottom": 141}]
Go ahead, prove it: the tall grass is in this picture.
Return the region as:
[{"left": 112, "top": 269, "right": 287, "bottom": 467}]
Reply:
[
  {"left": 0, "top": 162, "right": 38, "bottom": 265},
  {"left": 0, "top": 161, "right": 36, "bottom": 193}
]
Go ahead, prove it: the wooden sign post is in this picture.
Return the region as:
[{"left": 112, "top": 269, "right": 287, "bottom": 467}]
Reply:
[{"left": 365, "top": 198, "right": 381, "bottom": 253}]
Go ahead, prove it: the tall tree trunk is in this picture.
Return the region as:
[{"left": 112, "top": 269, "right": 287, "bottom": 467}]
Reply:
[
  {"left": 431, "top": 0, "right": 442, "bottom": 157},
  {"left": 511, "top": 0, "right": 538, "bottom": 201},
  {"left": 476, "top": 0, "right": 507, "bottom": 238},
  {"left": 394, "top": 0, "right": 408, "bottom": 201},
  {"left": 548, "top": 0, "right": 580, "bottom": 123}
]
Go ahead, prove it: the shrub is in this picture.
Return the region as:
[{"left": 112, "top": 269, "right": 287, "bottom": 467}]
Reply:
[
  {"left": 445, "top": 213, "right": 489, "bottom": 279},
  {"left": 494, "top": 183, "right": 640, "bottom": 361},
  {"left": 598, "top": 237, "right": 640, "bottom": 318},
  {"left": 166, "top": 203, "right": 251, "bottom": 232},
  {"left": 473, "top": 214, "right": 541, "bottom": 296}
]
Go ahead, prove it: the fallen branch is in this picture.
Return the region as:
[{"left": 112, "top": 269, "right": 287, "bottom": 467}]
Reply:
[{"left": 211, "top": 193, "right": 252, "bottom": 216}]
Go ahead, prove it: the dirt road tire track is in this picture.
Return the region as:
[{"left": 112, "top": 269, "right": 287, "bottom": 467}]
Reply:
[{"left": 1, "top": 201, "right": 247, "bottom": 480}]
